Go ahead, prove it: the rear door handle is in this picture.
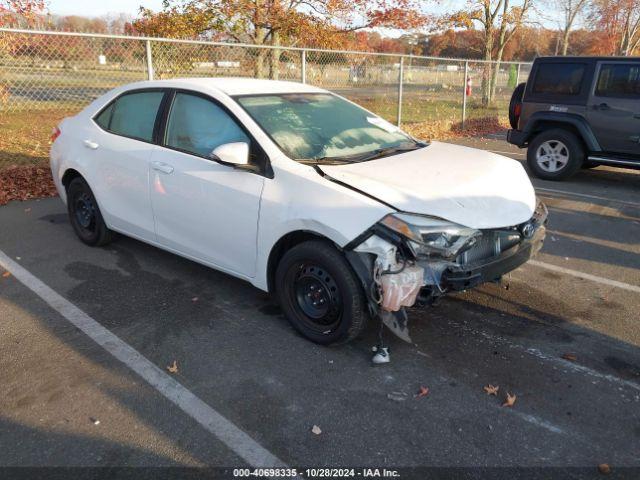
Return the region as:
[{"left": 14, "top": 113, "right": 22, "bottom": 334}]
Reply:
[
  {"left": 83, "top": 140, "right": 99, "bottom": 150},
  {"left": 151, "top": 161, "right": 174, "bottom": 174},
  {"left": 593, "top": 102, "right": 610, "bottom": 110}
]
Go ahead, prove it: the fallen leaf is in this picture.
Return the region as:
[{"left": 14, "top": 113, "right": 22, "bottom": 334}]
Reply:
[
  {"left": 24, "top": 208, "right": 31, "bottom": 213},
  {"left": 167, "top": 360, "right": 178, "bottom": 374},
  {"left": 484, "top": 384, "right": 500, "bottom": 396},
  {"left": 311, "top": 425, "right": 322, "bottom": 435},
  {"left": 89, "top": 417, "right": 100, "bottom": 425},
  {"left": 2, "top": 271, "right": 10, "bottom": 278},
  {"left": 416, "top": 386, "right": 429, "bottom": 398},
  {"left": 191, "top": 297, "right": 199, "bottom": 302},
  {"left": 598, "top": 463, "right": 611, "bottom": 475},
  {"left": 502, "top": 392, "right": 517, "bottom": 407},
  {"left": 562, "top": 353, "right": 577, "bottom": 362}
]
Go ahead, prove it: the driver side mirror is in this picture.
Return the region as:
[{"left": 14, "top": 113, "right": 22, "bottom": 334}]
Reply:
[{"left": 210, "top": 142, "right": 250, "bottom": 167}]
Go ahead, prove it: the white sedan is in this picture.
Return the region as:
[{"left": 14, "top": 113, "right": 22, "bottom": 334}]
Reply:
[{"left": 50, "top": 78, "right": 546, "bottom": 346}]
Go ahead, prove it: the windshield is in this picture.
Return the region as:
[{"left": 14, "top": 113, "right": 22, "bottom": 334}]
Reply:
[{"left": 235, "top": 93, "right": 422, "bottom": 163}]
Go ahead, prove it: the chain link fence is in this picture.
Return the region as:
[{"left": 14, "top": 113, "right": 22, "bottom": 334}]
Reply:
[{"left": 0, "top": 28, "right": 532, "bottom": 131}]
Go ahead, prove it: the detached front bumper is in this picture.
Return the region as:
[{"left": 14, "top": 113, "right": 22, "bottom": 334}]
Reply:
[{"left": 439, "top": 223, "right": 545, "bottom": 291}]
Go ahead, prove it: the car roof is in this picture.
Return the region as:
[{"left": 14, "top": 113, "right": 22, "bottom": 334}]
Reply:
[
  {"left": 534, "top": 56, "right": 640, "bottom": 62},
  {"left": 126, "top": 77, "right": 327, "bottom": 96}
]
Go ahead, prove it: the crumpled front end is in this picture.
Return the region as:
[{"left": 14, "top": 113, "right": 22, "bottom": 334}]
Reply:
[{"left": 345, "top": 201, "right": 548, "bottom": 342}]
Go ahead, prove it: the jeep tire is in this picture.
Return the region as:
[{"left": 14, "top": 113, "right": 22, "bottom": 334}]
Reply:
[{"left": 527, "top": 129, "right": 585, "bottom": 181}]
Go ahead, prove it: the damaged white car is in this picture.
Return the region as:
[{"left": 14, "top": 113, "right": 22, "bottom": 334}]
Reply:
[{"left": 50, "top": 78, "right": 547, "bottom": 348}]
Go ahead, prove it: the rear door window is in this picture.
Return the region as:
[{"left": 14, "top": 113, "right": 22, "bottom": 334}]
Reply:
[
  {"left": 532, "top": 63, "right": 586, "bottom": 96},
  {"left": 595, "top": 63, "right": 640, "bottom": 98},
  {"left": 107, "top": 91, "right": 165, "bottom": 142}
]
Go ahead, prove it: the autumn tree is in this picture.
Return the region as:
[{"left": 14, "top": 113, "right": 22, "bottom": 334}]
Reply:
[
  {"left": 0, "top": 0, "right": 45, "bottom": 26},
  {"left": 446, "top": 0, "right": 533, "bottom": 105},
  {"left": 591, "top": 0, "right": 640, "bottom": 55},
  {"left": 131, "top": 0, "right": 428, "bottom": 78}
]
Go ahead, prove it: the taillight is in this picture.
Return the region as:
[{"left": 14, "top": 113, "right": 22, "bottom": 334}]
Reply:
[
  {"left": 514, "top": 103, "right": 522, "bottom": 119},
  {"left": 50, "top": 126, "right": 61, "bottom": 143}
]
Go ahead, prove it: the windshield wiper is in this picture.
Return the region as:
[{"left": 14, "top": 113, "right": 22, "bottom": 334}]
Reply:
[
  {"left": 348, "top": 143, "right": 426, "bottom": 163},
  {"left": 298, "top": 157, "right": 359, "bottom": 165},
  {"left": 299, "top": 142, "right": 428, "bottom": 165}
]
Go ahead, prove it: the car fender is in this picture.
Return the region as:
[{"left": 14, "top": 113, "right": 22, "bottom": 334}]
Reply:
[
  {"left": 523, "top": 112, "right": 601, "bottom": 151},
  {"left": 251, "top": 161, "right": 395, "bottom": 291}
]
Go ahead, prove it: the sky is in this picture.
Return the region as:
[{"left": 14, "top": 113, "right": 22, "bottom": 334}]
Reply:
[
  {"left": 46, "top": 0, "right": 558, "bottom": 32},
  {"left": 48, "top": 0, "right": 165, "bottom": 17},
  {"left": 48, "top": 0, "right": 461, "bottom": 19}
]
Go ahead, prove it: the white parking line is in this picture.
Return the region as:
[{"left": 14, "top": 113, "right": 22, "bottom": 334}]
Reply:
[
  {"left": 489, "top": 149, "right": 526, "bottom": 157},
  {"left": 0, "top": 249, "right": 286, "bottom": 469},
  {"left": 528, "top": 260, "right": 640, "bottom": 294},
  {"left": 535, "top": 187, "right": 640, "bottom": 208},
  {"left": 449, "top": 319, "right": 640, "bottom": 393}
]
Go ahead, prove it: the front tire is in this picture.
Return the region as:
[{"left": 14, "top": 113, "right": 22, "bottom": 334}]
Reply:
[
  {"left": 275, "top": 240, "right": 368, "bottom": 345},
  {"left": 527, "top": 129, "right": 584, "bottom": 180},
  {"left": 66, "top": 177, "right": 114, "bottom": 247}
]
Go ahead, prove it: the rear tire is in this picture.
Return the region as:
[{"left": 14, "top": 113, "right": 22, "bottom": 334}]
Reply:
[
  {"left": 275, "top": 240, "right": 368, "bottom": 345},
  {"left": 527, "top": 129, "right": 584, "bottom": 181},
  {"left": 66, "top": 177, "right": 114, "bottom": 247}
]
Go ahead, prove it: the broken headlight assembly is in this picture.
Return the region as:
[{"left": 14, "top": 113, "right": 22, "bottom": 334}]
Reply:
[{"left": 380, "top": 213, "right": 482, "bottom": 260}]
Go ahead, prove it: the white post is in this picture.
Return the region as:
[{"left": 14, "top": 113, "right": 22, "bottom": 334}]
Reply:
[
  {"left": 516, "top": 62, "right": 521, "bottom": 85},
  {"left": 145, "top": 40, "right": 154, "bottom": 81},
  {"left": 462, "top": 61, "right": 469, "bottom": 129},
  {"left": 397, "top": 56, "right": 404, "bottom": 127},
  {"left": 301, "top": 49, "right": 306, "bottom": 84}
]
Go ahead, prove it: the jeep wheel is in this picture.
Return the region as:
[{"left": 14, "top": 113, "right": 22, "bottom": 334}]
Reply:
[{"left": 527, "top": 129, "right": 584, "bottom": 180}]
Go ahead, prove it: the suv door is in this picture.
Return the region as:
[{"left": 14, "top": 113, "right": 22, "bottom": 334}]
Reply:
[
  {"left": 587, "top": 61, "right": 640, "bottom": 156},
  {"left": 91, "top": 89, "right": 166, "bottom": 240},
  {"left": 149, "top": 91, "right": 265, "bottom": 278}
]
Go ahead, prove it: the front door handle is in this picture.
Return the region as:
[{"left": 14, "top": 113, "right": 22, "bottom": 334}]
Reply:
[
  {"left": 633, "top": 114, "right": 640, "bottom": 119},
  {"left": 151, "top": 161, "right": 174, "bottom": 174},
  {"left": 593, "top": 103, "right": 610, "bottom": 110},
  {"left": 83, "top": 139, "right": 99, "bottom": 150}
]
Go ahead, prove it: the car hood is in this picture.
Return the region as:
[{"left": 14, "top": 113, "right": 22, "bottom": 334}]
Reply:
[{"left": 318, "top": 141, "right": 536, "bottom": 229}]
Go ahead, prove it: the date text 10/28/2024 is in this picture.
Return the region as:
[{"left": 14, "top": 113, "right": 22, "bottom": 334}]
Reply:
[{"left": 233, "top": 468, "right": 401, "bottom": 478}]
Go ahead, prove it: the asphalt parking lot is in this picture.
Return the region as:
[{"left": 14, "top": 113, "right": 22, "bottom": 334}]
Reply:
[{"left": 1, "top": 136, "right": 639, "bottom": 478}]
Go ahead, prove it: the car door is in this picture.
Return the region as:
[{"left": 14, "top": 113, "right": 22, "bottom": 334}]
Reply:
[
  {"left": 89, "top": 89, "right": 167, "bottom": 241},
  {"left": 587, "top": 61, "right": 640, "bottom": 156},
  {"left": 149, "top": 91, "right": 265, "bottom": 278}
]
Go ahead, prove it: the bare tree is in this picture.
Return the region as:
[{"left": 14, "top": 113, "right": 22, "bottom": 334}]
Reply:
[
  {"left": 547, "top": 0, "right": 589, "bottom": 55},
  {"left": 448, "top": 0, "right": 533, "bottom": 105}
]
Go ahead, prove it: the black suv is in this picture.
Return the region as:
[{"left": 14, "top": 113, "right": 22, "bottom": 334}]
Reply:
[{"left": 507, "top": 57, "right": 640, "bottom": 180}]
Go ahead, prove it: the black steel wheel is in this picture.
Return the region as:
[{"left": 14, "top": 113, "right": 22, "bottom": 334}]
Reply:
[
  {"left": 275, "top": 240, "right": 368, "bottom": 345},
  {"left": 67, "top": 177, "right": 114, "bottom": 246}
]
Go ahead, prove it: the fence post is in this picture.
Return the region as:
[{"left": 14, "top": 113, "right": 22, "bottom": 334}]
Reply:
[
  {"left": 301, "top": 49, "right": 306, "bottom": 84},
  {"left": 145, "top": 40, "right": 154, "bottom": 81},
  {"left": 397, "top": 56, "right": 404, "bottom": 127},
  {"left": 461, "top": 60, "right": 469, "bottom": 130},
  {"left": 515, "top": 62, "right": 521, "bottom": 85}
]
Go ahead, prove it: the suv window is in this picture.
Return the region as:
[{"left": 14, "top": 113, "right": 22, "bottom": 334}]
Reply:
[
  {"left": 108, "top": 91, "right": 164, "bottom": 142},
  {"left": 595, "top": 63, "right": 640, "bottom": 98},
  {"left": 532, "top": 63, "right": 586, "bottom": 96},
  {"left": 165, "top": 93, "right": 249, "bottom": 158}
]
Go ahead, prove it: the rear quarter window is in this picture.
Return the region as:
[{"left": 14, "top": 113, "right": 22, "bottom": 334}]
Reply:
[
  {"left": 595, "top": 63, "right": 640, "bottom": 98},
  {"left": 96, "top": 91, "right": 165, "bottom": 142},
  {"left": 532, "top": 63, "right": 586, "bottom": 96}
]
